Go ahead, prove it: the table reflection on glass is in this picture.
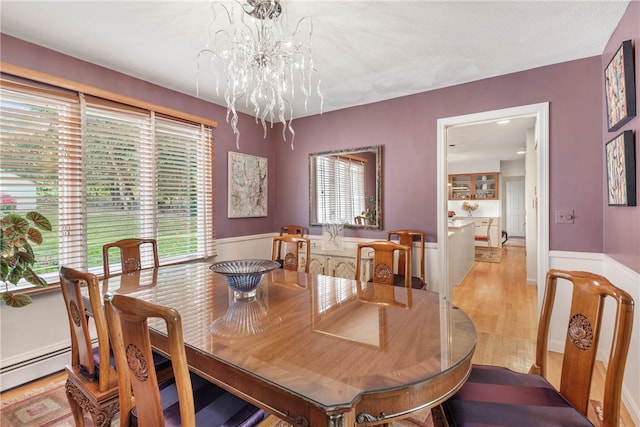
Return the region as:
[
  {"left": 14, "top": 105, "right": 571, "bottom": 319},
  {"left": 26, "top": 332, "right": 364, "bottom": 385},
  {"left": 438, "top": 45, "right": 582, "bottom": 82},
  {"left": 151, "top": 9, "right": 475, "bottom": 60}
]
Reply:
[{"left": 98, "top": 261, "right": 476, "bottom": 426}]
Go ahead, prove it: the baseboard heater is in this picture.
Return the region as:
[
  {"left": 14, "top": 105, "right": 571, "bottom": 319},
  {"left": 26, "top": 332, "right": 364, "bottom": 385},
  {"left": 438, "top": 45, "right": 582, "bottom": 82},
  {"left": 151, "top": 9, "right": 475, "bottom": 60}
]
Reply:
[{"left": 0, "top": 346, "right": 71, "bottom": 392}]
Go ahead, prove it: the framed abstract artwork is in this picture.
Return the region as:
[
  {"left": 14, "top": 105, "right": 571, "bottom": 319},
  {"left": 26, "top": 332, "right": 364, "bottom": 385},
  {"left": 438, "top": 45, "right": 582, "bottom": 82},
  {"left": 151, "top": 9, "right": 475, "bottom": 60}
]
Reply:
[
  {"left": 228, "top": 152, "right": 268, "bottom": 218},
  {"left": 605, "top": 131, "right": 636, "bottom": 206},
  {"left": 604, "top": 40, "right": 636, "bottom": 132}
]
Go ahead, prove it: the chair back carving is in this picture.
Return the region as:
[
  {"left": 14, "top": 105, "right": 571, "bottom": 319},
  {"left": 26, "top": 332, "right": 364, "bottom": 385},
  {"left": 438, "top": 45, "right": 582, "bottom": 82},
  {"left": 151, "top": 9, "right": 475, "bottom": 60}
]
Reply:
[
  {"left": 279, "top": 225, "right": 305, "bottom": 236},
  {"left": 59, "top": 266, "right": 119, "bottom": 425},
  {"left": 271, "top": 235, "right": 310, "bottom": 273},
  {"left": 355, "top": 240, "right": 411, "bottom": 287},
  {"left": 102, "top": 238, "right": 159, "bottom": 278},
  {"left": 387, "top": 230, "right": 426, "bottom": 286},
  {"left": 533, "top": 270, "right": 634, "bottom": 426}
]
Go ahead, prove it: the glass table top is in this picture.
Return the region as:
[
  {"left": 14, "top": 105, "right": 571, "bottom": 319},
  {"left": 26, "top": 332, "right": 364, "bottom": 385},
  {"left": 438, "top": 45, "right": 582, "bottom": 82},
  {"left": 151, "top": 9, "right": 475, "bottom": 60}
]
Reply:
[{"left": 101, "top": 261, "right": 477, "bottom": 410}]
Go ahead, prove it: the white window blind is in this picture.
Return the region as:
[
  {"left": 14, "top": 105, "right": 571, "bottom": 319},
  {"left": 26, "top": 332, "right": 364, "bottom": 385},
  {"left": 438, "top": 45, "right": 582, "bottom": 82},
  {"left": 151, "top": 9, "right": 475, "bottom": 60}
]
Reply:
[
  {"left": 1, "top": 84, "right": 82, "bottom": 280},
  {"left": 315, "top": 155, "right": 365, "bottom": 224},
  {"left": 83, "top": 98, "right": 155, "bottom": 269},
  {"left": 154, "top": 115, "right": 214, "bottom": 263},
  {"left": 1, "top": 81, "right": 215, "bottom": 286}
]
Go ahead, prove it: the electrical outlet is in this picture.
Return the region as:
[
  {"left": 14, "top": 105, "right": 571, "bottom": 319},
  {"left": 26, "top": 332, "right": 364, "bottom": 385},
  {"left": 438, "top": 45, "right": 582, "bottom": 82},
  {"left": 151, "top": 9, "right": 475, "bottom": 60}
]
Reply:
[{"left": 555, "top": 209, "right": 574, "bottom": 224}]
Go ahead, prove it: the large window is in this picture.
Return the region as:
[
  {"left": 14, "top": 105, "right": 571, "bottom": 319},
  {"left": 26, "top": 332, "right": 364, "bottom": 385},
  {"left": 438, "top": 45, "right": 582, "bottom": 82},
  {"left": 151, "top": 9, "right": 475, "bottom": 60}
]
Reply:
[{"left": 1, "top": 81, "right": 215, "bottom": 285}]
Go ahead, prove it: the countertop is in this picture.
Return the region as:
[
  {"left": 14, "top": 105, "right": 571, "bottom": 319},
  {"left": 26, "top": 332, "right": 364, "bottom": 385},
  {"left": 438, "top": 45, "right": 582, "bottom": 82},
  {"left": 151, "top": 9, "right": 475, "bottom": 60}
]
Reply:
[{"left": 448, "top": 219, "right": 475, "bottom": 229}]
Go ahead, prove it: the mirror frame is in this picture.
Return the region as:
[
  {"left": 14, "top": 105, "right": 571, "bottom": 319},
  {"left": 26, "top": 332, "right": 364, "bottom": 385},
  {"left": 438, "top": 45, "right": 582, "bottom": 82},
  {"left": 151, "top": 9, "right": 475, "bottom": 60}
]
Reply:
[{"left": 309, "top": 145, "right": 382, "bottom": 229}]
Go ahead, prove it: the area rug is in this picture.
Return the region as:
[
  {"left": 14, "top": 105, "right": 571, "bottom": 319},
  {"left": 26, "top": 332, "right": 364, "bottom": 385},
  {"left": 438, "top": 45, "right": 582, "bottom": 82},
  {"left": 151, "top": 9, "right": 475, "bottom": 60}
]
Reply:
[
  {"left": 0, "top": 380, "right": 95, "bottom": 427},
  {"left": 475, "top": 247, "right": 502, "bottom": 263}
]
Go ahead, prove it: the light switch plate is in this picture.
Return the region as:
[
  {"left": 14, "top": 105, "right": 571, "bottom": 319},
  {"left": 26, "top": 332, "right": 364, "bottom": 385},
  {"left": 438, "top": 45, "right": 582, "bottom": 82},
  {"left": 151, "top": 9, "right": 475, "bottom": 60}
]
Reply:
[{"left": 555, "top": 209, "right": 574, "bottom": 224}]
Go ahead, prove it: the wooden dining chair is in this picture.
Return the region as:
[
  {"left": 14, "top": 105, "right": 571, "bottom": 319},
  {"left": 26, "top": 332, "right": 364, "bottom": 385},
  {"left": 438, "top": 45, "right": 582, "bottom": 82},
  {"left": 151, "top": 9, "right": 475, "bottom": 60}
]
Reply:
[
  {"left": 102, "top": 238, "right": 159, "bottom": 278},
  {"left": 104, "top": 293, "right": 268, "bottom": 427},
  {"left": 59, "top": 266, "right": 120, "bottom": 427},
  {"left": 474, "top": 217, "right": 494, "bottom": 251},
  {"left": 387, "top": 230, "right": 426, "bottom": 289},
  {"left": 271, "top": 235, "right": 310, "bottom": 273},
  {"left": 355, "top": 240, "right": 411, "bottom": 288},
  {"left": 279, "top": 224, "right": 305, "bottom": 236},
  {"left": 441, "top": 269, "right": 635, "bottom": 427},
  {"left": 60, "top": 266, "right": 173, "bottom": 426}
]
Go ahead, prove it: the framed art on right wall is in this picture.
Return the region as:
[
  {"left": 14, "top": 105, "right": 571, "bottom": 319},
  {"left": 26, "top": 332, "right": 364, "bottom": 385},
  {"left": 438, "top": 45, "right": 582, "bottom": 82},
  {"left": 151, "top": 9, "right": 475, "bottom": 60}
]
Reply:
[
  {"left": 604, "top": 39, "right": 636, "bottom": 132},
  {"left": 605, "top": 130, "right": 636, "bottom": 206}
]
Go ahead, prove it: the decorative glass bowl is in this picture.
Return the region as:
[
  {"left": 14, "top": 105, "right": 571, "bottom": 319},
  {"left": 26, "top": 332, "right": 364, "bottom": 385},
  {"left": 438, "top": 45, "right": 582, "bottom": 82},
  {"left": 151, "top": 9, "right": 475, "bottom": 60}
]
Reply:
[{"left": 209, "top": 259, "right": 280, "bottom": 297}]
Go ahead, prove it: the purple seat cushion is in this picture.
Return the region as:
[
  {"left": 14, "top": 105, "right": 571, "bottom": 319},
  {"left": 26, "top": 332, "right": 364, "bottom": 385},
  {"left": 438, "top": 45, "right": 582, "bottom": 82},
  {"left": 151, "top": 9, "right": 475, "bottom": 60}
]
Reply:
[
  {"left": 442, "top": 365, "right": 592, "bottom": 427},
  {"left": 131, "top": 373, "right": 267, "bottom": 426}
]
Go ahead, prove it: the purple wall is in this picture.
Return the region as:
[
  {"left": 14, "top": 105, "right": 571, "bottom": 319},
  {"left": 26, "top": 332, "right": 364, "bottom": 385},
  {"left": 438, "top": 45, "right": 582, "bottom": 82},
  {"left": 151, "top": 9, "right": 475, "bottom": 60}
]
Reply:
[
  {"left": 601, "top": 1, "right": 640, "bottom": 273},
  {"left": 0, "top": 34, "right": 277, "bottom": 239},
  {"left": 276, "top": 57, "right": 606, "bottom": 252}
]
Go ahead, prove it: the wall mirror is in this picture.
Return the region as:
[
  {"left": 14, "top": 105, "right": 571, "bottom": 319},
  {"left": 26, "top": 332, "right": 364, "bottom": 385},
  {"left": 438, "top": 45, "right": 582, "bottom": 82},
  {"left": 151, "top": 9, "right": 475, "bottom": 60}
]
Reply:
[{"left": 309, "top": 145, "right": 382, "bottom": 229}]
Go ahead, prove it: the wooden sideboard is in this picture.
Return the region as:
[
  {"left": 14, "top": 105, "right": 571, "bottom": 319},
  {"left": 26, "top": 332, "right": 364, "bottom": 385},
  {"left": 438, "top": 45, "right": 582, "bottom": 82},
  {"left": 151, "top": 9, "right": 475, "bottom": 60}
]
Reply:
[{"left": 303, "top": 247, "right": 373, "bottom": 281}]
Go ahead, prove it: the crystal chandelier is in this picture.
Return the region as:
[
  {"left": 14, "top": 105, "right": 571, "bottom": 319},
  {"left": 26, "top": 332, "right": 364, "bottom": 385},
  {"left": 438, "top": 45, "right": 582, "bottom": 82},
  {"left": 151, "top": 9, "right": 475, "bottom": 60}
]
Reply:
[{"left": 198, "top": 0, "right": 323, "bottom": 149}]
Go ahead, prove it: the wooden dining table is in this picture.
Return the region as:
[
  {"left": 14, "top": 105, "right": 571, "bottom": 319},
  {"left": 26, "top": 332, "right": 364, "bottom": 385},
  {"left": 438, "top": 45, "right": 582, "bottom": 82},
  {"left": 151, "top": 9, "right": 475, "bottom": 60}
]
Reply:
[{"left": 96, "top": 260, "right": 477, "bottom": 427}]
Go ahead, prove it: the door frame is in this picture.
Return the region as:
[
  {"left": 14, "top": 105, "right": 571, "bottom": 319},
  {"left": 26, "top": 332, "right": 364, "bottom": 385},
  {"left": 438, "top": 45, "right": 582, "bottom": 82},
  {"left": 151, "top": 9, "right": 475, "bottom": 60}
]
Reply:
[{"left": 436, "top": 102, "right": 549, "bottom": 301}]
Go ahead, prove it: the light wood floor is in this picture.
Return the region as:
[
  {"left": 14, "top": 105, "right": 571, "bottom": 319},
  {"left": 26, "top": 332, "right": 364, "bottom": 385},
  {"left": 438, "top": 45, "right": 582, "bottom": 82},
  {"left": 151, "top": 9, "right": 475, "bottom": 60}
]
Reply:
[
  {"left": 2, "top": 246, "right": 635, "bottom": 426},
  {"left": 454, "top": 244, "right": 635, "bottom": 426}
]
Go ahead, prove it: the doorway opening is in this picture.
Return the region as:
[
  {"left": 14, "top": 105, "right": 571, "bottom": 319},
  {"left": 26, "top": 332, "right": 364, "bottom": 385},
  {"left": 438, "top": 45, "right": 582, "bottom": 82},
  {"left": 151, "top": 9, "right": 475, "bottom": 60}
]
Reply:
[{"left": 436, "top": 103, "right": 549, "bottom": 304}]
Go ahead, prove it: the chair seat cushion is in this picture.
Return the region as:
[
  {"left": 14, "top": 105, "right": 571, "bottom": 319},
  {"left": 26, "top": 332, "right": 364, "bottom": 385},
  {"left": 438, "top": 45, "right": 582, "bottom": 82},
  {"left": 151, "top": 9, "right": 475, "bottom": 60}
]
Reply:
[
  {"left": 132, "top": 373, "right": 267, "bottom": 426},
  {"left": 392, "top": 274, "right": 425, "bottom": 289},
  {"left": 441, "top": 365, "right": 592, "bottom": 426}
]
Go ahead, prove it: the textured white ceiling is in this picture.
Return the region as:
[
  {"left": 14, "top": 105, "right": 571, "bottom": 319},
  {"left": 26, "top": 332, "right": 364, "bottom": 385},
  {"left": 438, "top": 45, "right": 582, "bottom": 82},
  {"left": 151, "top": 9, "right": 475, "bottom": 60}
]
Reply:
[{"left": 0, "top": 1, "right": 630, "bottom": 160}]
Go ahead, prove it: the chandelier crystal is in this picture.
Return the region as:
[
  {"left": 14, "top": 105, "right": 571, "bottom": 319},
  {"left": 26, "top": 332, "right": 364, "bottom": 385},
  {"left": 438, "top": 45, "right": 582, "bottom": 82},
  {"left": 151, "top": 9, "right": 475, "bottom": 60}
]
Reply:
[{"left": 198, "top": 0, "right": 323, "bottom": 149}]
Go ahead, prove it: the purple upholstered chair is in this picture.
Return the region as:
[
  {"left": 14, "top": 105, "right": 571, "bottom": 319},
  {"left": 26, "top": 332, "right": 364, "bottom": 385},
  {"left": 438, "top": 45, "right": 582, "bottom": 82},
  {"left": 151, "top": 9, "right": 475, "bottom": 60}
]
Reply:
[{"left": 441, "top": 269, "right": 634, "bottom": 427}]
